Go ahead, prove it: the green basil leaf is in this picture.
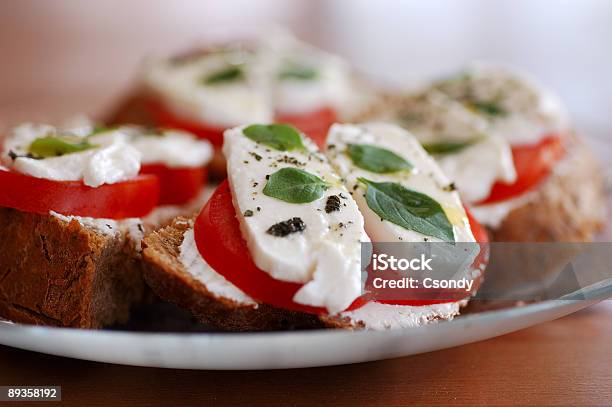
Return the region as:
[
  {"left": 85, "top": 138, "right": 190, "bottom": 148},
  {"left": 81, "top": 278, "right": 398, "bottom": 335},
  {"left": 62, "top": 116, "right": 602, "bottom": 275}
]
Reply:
[
  {"left": 28, "top": 135, "right": 97, "bottom": 158},
  {"left": 263, "top": 168, "right": 329, "bottom": 204},
  {"left": 279, "top": 65, "right": 318, "bottom": 81},
  {"left": 421, "top": 136, "right": 483, "bottom": 155},
  {"left": 91, "top": 125, "right": 118, "bottom": 135},
  {"left": 202, "top": 65, "right": 244, "bottom": 85},
  {"left": 347, "top": 143, "right": 413, "bottom": 174},
  {"left": 358, "top": 177, "right": 455, "bottom": 242},
  {"left": 243, "top": 124, "right": 305, "bottom": 151},
  {"left": 469, "top": 100, "right": 506, "bottom": 117}
]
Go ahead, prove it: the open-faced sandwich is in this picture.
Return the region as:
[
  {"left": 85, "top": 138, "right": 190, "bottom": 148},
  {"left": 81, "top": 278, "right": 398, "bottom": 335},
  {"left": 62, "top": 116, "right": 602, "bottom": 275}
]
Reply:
[
  {"left": 0, "top": 122, "right": 212, "bottom": 328},
  {"left": 108, "top": 30, "right": 366, "bottom": 175},
  {"left": 356, "top": 64, "right": 606, "bottom": 241},
  {"left": 142, "top": 122, "right": 488, "bottom": 330}
]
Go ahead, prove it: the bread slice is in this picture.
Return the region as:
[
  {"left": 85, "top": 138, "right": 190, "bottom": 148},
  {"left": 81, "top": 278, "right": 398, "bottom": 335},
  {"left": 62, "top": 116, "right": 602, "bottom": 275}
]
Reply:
[
  {"left": 0, "top": 208, "right": 146, "bottom": 328},
  {"left": 141, "top": 217, "right": 481, "bottom": 331},
  {"left": 0, "top": 186, "right": 211, "bottom": 328}
]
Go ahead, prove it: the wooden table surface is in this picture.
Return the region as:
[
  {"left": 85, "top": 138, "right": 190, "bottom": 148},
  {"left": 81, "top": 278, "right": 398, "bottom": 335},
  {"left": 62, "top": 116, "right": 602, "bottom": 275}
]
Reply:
[{"left": 0, "top": 301, "right": 610, "bottom": 406}]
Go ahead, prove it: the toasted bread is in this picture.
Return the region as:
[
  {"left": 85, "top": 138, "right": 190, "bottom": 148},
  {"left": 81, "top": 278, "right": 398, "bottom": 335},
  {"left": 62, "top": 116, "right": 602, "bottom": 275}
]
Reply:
[
  {"left": 0, "top": 187, "right": 210, "bottom": 328},
  {"left": 0, "top": 208, "right": 146, "bottom": 328}
]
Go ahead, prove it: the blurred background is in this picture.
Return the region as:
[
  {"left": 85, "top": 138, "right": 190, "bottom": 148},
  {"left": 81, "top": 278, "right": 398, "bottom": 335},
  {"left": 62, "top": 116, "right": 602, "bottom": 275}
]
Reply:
[{"left": 1, "top": 0, "right": 611, "bottom": 138}]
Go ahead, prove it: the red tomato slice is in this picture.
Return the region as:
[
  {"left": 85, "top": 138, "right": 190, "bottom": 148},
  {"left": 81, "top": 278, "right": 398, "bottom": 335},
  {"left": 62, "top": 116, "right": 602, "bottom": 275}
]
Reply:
[
  {"left": 148, "top": 98, "right": 226, "bottom": 147},
  {"left": 479, "top": 135, "right": 565, "bottom": 204},
  {"left": 140, "top": 164, "right": 206, "bottom": 206},
  {"left": 276, "top": 107, "right": 337, "bottom": 149},
  {"left": 0, "top": 170, "right": 159, "bottom": 219},
  {"left": 194, "top": 179, "right": 329, "bottom": 314},
  {"left": 376, "top": 208, "right": 488, "bottom": 306},
  {"left": 466, "top": 206, "right": 489, "bottom": 244}
]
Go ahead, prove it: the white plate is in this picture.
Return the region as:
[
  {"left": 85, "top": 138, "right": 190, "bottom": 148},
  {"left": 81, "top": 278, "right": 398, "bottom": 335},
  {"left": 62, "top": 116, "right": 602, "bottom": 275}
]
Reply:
[{"left": 0, "top": 279, "right": 610, "bottom": 370}]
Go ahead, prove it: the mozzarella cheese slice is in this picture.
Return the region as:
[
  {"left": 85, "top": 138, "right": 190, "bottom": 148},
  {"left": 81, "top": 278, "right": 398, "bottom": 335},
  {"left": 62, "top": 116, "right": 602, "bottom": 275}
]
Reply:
[
  {"left": 261, "top": 33, "right": 352, "bottom": 116},
  {"left": 435, "top": 136, "right": 515, "bottom": 203},
  {"left": 2, "top": 123, "right": 141, "bottom": 188},
  {"left": 124, "top": 127, "right": 213, "bottom": 168},
  {"left": 222, "top": 125, "right": 369, "bottom": 313},
  {"left": 143, "top": 30, "right": 352, "bottom": 127},
  {"left": 435, "top": 63, "right": 570, "bottom": 145},
  {"left": 326, "top": 123, "right": 475, "bottom": 243},
  {"left": 145, "top": 50, "right": 273, "bottom": 128}
]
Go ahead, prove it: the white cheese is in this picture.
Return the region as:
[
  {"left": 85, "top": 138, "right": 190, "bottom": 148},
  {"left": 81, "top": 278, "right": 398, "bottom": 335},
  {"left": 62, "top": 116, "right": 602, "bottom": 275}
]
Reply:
[
  {"left": 2, "top": 124, "right": 141, "bottom": 188},
  {"left": 437, "top": 63, "right": 570, "bottom": 146},
  {"left": 470, "top": 190, "right": 537, "bottom": 228},
  {"left": 436, "top": 136, "right": 515, "bottom": 203},
  {"left": 341, "top": 300, "right": 464, "bottom": 330},
  {"left": 180, "top": 227, "right": 256, "bottom": 305},
  {"left": 144, "top": 50, "right": 273, "bottom": 128},
  {"left": 126, "top": 128, "right": 213, "bottom": 168},
  {"left": 61, "top": 115, "right": 95, "bottom": 136},
  {"left": 262, "top": 33, "right": 352, "bottom": 115},
  {"left": 387, "top": 91, "right": 516, "bottom": 203},
  {"left": 223, "top": 125, "right": 368, "bottom": 313},
  {"left": 326, "top": 123, "right": 475, "bottom": 243},
  {"left": 143, "top": 30, "right": 351, "bottom": 126}
]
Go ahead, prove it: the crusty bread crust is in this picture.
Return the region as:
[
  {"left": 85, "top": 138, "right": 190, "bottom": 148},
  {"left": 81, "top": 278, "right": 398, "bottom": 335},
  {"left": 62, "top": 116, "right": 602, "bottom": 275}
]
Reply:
[
  {"left": 489, "top": 136, "right": 606, "bottom": 241},
  {"left": 0, "top": 208, "right": 146, "bottom": 328},
  {"left": 141, "top": 217, "right": 341, "bottom": 331}
]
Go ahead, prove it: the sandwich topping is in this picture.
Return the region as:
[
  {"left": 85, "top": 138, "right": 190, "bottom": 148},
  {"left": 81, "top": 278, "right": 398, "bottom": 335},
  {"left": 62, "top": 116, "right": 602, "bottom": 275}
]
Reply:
[
  {"left": 112, "top": 126, "right": 213, "bottom": 206},
  {"left": 387, "top": 90, "right": 516, "bottom": 203},
  {"left": 145, "top": 47, "right": 272, "bottom": 129},
  {"left": 0, "top": 123, "right": 159, "bottom": 219},
  {"left": 0, "top": 121, "right": 212, "bottom": 219},
  {"left": 364, "top": 64, "right": 569, "bottom": 227},
  {"left": 266, "top": 217, "right": 307, "bottom": 237},
  {"left": 2, "top": 123, "right": 141, "bottom": 187},
  {"left": 181, "top": 122, "right": 486, "bottom": 326},
  {"left": 144, "top": 30, "right": 351, "bottom": 147},
  {"left": 123, "top": 126, "right": 213, "bottom": 169},
  {"left": 434, "top": 64, "right": 570, "bottom": 146},
  {"left": 326, "top": 123, "right": 475, "bottom": 243},
  {"left": 217, "top": 124, "right": 368, "bottom": 313}
]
